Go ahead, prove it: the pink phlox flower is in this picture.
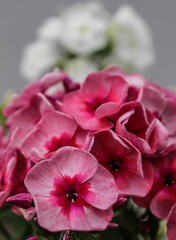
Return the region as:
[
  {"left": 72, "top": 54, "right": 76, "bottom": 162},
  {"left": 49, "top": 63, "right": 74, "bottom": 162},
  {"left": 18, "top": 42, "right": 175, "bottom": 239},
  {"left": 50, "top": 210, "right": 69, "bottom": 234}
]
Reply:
[
  {"left": 3, "top": 69, "right": 66, "bottom": 117},
  {"left": 134, "top": 146, "right": 176, "bottom": 219},
  {"left": 103, "top": 66, "right": 146, "bottom": 102},
  {"left": 0, "top": 149, "right": 29, "bottom": 207},
  {"left": 114, "top": 101, "right": 168, "bottom": 154},
  {"left": 140, "top": 84, "right": 176, "bottom": 146},
  {"left": 62, "top": 70, "right": 128, "bottom": 130},
  {"left": 25, "top": 147, "right": 118, "bottom": 231},
  {"left": 22, "top": 111, "right": 91, "bottom": 162},
  {"left": 90, "top": 129, "right": 153, "bottom": 196},
  {"left": 8, "top": 93, "right": 55, "bottom": 149}
]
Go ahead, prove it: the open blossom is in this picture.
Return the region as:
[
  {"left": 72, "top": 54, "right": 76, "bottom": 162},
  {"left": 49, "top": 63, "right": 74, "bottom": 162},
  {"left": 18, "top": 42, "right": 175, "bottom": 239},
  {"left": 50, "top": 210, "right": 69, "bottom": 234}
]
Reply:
[
  {"left": 114, "top": 101, "right": 168, "bottom": 154},
  {"left": 3, "top": 69, "right": 66, "bottom": 117},
  {"left": 134, "top": 147, "right": 176, "bottom": 220},
  {"left": 3, "top": 69, "right": 79, "bottom": 148},
  {"left": 0, "top": 149, "right": 29, "bottom": 207},
  {"left": 22, "top": 111, "right": 90, "bottom": 162},
  {"left": 25, "top": 147, "right": 118, "bottom": 231},
  {"left": 104, "top": 65, "right": 146, "bottom": 101},
  {"left": 62, "top": 70, "right": 128, "bottom": 130},
  {"left": 20, "top": 2, "right": 155, "bottom": 81},
  {"left": 37, "top": 2, "right": 109, "bottom": 56},
  {"left": 7, "top": 93, "right": 54, "bottom": 149},
  {"left": 111, "top": 5, "right": 155, "bottom": 72},
  {"left": 89, "top": 130, "right": 153, "bottom": 196},
  {"left": 140, "top": 83, "right": 176, "bottom": 146},
  {"left": 59, "top": 2, "right": 109, "bottom": 55},
  {"left": 37, "top": 17, "right": 61, "bottom": 41},
  {"left": 20, "top": 39, "right": 62, "bottom": 81},
  {"left": 1, "top": 65, "right": 176, "bottom": 238}
]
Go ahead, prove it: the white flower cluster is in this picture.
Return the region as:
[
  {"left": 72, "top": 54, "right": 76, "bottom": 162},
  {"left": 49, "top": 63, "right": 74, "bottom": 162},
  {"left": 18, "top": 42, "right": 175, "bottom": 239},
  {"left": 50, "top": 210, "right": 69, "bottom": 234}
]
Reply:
[{"left": 20, "top": 2, "right": 155, "bottom": 82}]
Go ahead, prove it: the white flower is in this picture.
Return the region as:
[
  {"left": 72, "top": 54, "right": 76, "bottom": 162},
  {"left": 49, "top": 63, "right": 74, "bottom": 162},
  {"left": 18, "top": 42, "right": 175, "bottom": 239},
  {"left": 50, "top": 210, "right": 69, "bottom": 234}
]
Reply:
[
  {"left": 111, "top": 5, "right": 155, "bottom": 72},
  {"left": 20, "top": 40, "right": 61, "bottom": 81},
  {"left": 37, "top": 17, "right": 61, "bottom": 41},
  {"left": 65, "top": 57, "right": 98, "bottom": 83},
  {"left": 59, "top": 2, "right": 109, "bottom": 55}
]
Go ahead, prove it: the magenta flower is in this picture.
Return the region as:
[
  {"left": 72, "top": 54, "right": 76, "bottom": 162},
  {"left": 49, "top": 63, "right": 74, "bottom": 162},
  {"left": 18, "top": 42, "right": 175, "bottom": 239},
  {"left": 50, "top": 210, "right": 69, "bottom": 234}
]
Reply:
[
  {"left": 22, "top": 111, "right": 90, "bottom": 162},
  {"left": 140, "top": 84, "right": 176, "bottom": 146},
  {"left": 25, "top": 147, "right": 118, "bottom": 231},
  {"left": 90, "top": 130, "right": 153, "bottom": 196},
  {"left": 0, "top": 149, "right": 17, "bottom": 207},
  {"left": 0, "top": 149, "right": 29, "bottom": 207},
  {"left": 114, "top": 101, "right": 168, "bottom": 154},
  {"left": 3, "top": 69, "right": 66, "bottom": 117},
  {"left": 8, "top": 93, "right": 54, "bottom": 149},
  {"left": 62, "top": 71, "right": 128, "bottom": 130},
  {"left": 104, "top": 66, "right": 146, "bottom": 102},
  {"left": 167, "top": 203, "right": 176, "bottom": 240},
  {"left": 134, "top": 147, "right": 176, "bottom": 219}
]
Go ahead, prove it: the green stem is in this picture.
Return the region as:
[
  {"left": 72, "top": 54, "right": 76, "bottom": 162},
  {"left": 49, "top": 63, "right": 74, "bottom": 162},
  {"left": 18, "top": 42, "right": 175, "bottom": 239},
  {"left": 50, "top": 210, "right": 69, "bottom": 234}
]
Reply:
[{"left": 0, "top": 220, "right": 13, "bottom": 240}]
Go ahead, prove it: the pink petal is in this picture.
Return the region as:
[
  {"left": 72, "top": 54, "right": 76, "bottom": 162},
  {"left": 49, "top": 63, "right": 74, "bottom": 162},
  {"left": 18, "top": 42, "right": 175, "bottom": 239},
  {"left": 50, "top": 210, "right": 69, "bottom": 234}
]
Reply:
[
  {"left": 79, "top": 165, "right": 118, "bottom": 210},
  {"left": 115, "top": 102, "right": 157, "bottom": 154},
  {"left": 35, "top": 194, "right": 113, "bottom": 231},
  {"left": 25, "top": 160, "right": 61, "bottom": 196},
  {"left": 141, "top": 85, "right": 167, "bottom": 116},
  {"left": 167, "top": 203, "right": 176, "bottom": 240},
  {"left": 9, "top": 93, "right": 54, "bottom": 131},
  {"left": 162, "top": 99, "right": 176, "bottom": 136},
  {"left": 22, "top": 112, "right": 77, "bottom": 161},
  {"left": 95, "top": 102, "right": 120, "bottom": 119},
  {"left": 51, "top": 147, "right": 98, "bottom": 184},
  {"left": 106, "top": 75, "right": 128, "bottom": 103},
  {"left": 150, "top": 187, "right": 176, "bottom": 219},
  {"left": 40, "top": 68, "right": 66, "bottom": 91},
  {"left": 34, "top": 195, "right": 70, "bottom": 231},
  {"left": 81, "top": 72, "right": 112, "bottom": 104},
  {"left": 8, "top": 127, "right": 30, "bottom": 149},
  {"left": 25, "top": 147, "right": 98, "bottom": 196},
  {"left": 62, "top": 91, "right": 114, "bottom": 130},
  {"left": 116, "top": 161, "right": 153, "bottom": 196},
  {"left": 90, "top": 130, "right": 143, "bottom": 177},
  {"left": 3, "top": 69, "right": 65, "bottom": 117}
]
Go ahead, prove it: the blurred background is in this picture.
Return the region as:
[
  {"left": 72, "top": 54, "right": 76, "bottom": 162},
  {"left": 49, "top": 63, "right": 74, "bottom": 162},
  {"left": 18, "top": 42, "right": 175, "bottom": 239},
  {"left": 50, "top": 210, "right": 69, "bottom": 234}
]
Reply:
[{"left": 0, "top": 0, "right": 176, "bottom": 99}]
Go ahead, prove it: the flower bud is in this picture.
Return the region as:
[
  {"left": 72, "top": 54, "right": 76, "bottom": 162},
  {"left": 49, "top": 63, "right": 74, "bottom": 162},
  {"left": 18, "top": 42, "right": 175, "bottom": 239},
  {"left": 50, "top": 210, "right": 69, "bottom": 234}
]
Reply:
[{"left": 6, "top": 193, "right": 33, "bottom": 209}]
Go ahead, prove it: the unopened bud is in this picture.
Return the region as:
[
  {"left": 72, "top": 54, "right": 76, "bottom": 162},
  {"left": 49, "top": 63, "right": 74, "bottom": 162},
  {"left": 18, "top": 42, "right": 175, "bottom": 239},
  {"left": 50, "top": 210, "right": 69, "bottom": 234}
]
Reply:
[
  {"left": 113, "top": 196, "right": 127, "bottom": 209},
  {"left": 107, "top": 222, "right": 119, "bottom": 229},
  {"left": 6, "top": 193, "right": 33, "bottom": 209},
  {"left": 63, "top": 231, "right": 70, "bottom": 240},
  {"left": 26, "top": 237, "right": 38, "bottom": 240}
]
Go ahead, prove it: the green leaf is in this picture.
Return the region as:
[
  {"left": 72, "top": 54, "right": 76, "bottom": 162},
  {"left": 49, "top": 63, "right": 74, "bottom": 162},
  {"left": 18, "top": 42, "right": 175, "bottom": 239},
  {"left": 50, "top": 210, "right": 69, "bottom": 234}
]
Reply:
[
  {"left": 58, "top": 231, "right": 65, "bottom": 240},
  {"left": 0, "top": 92, "right": 12, "bottom": 129}
]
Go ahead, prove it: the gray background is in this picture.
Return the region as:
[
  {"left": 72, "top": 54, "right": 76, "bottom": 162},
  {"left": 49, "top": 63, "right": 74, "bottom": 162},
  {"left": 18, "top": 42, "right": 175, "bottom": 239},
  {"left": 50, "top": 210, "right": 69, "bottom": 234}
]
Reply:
[{"left": 0, "top": 0, "right": 176, "bottom": 99}]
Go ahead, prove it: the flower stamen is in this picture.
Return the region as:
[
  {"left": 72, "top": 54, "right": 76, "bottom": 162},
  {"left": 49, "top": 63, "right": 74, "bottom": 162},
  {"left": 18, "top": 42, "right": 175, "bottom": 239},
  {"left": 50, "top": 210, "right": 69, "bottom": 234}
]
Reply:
[{"left": 66, "top": 191, "right": 78, "bottom": 203}]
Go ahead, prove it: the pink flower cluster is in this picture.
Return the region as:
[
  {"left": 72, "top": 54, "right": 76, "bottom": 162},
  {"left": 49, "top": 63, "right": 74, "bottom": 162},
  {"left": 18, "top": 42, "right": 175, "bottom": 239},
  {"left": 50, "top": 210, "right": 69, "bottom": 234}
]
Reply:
[{"left": 1, "top": 66, "right": 176, "bottom": 238}]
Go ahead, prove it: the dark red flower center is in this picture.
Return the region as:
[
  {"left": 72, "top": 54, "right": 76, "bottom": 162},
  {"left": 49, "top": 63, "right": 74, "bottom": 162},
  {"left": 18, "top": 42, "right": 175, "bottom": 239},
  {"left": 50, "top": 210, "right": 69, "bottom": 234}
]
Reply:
[
  {"left": 66, "top": 190, "right": 78, "bottom": 203},
  {"left": 110, "top": 161, "right": 120, "bottom": 172},
  {"left": 45, "top": 133, "right": 71, "bottom": 155},
  {"left": 164, "top": 175, "right": 175, "bottom": 186}
]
